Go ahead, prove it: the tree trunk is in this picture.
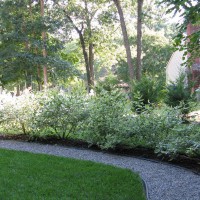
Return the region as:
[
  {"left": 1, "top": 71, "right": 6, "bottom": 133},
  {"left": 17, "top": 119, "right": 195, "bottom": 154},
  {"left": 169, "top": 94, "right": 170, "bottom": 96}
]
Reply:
[
  {"left": 40, "top": 0, "right": 48, "bottom": 87},
  {"left": 136, "top": 0, "right": 143, "bottom": 81},
  {"left": 84, "top": 0, "right": 95, "bottom": 87},
  {"left": 22, "top": 17, "right": 31, "bottom": 89},
  {"left": 29, "top": 1, "right": 41, "bottom": 91},
  {"left": 78, "top": 31, "right": 92, "bottom": 92},
  {"left": 23, "top": 23, "right": 31, "bottom": 88},
  {"left": 37, "top": 66, "right": 42, "bottom": 91},
  {"left": 33, "top": 45, "right": 42, "bottom": 91},
  {"left": 64, "top": 13, "right": 93, "bottom": 92},
  {"left": 16, "top": 85, "right": 20, "bottom": 96},
  {"left": 89, "top": 43, "right": 94, "bottom": 86},
  {"left": 25, "top": 71, "right": 32, "bottom": 88},
  {"left": 113, "top": 0, "right": 134, "bottom": 81}
]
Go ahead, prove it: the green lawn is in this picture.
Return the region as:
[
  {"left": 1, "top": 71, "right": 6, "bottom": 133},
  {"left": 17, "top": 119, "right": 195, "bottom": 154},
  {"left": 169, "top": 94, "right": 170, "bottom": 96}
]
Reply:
[{"left": 0, "top": 149, "right": 146, "bottom": 200}]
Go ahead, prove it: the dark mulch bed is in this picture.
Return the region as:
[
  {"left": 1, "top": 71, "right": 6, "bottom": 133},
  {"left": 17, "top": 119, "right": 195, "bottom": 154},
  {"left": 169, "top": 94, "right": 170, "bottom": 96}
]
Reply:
[{"left": 0, "top": 133, "right": 200, "bottom": 175}]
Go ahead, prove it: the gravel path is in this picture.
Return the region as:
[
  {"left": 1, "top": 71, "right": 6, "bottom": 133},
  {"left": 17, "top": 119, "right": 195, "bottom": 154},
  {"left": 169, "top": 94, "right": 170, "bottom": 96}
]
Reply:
[{"left": 0, "top": 140, "right": 200, "bottom": 200}]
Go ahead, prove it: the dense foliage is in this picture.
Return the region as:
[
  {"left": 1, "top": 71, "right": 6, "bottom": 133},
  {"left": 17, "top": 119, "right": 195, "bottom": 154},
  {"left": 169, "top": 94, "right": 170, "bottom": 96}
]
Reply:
[
  {"left": 0, "top": 0, "right": 199, "bottom": 163},
  {"left": 130, "top": 75, "right": 165, "bottom": 109},
  {"left": 31, "top": 90, "right": 87, "bottom": 139},
  {"left": 82, "top": 89, "right": 132, "bottom": 149},
  {"left": 0, "top": 90, "right": 199, "bottom": 159},
  {"left": 165, "top": 74, "right": 195, "bottom": 115},
  {"left": 116, "top": 31, "right": 174, "bottom": 84},
  {"left": 0, "top": 0, "right": 178, "bottom": 91},
  {"left": 160, "top": 0, "right": 200, "bottom": 66},
  {"left": 0, "top": 0, "right": 76, "bottom": 90}
]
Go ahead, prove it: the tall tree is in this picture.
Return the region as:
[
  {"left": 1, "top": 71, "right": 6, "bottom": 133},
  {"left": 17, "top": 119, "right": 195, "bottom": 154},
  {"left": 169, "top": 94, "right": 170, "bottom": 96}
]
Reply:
[
  {"left": 160, "top": 0, "right": 200, "bottom": 91},
  {"left": 65, "top": 13, "right": 93, "bottom": 91},
  {"left": 0, "top": 0, "right": 36, "bottom": 88},
  {"left": 113, "top": 0, "right": 134, "bottom": 81},
  {"left": 116, "top": 31, "right": 173, "bottom": 83},
  {"left": 136, "top": 0, "right": 144, "bottom": 80},
  {"left": 0, "top": 0, "right": 75, "bottom": 90},
  {"left": 84, "top": 0, "right": 95, "bottom": 86},
  {"left": 55, "top": 0, "right": 108, "bottom": 92},
  {"left": 160, "top": 0, "right": 200, "bottom": 65},
  {"left": 40, "top": 0, "right": 48, "bottom": 86}
]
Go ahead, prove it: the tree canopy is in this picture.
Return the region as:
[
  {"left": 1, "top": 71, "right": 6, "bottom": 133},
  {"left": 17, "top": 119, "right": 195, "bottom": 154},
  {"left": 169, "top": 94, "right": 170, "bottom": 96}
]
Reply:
[
  {"left": 160, "top": 0, "right": 200, "bottom": 65},
  {"left": 1, "top": 0, "right": 195, "bottom": 92}
]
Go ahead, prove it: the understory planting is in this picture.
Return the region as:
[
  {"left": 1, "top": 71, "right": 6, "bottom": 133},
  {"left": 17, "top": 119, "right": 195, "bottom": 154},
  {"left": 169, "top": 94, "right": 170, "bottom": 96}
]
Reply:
[{"left": 0, "top": 88, "right": 199, "bottom": 159}]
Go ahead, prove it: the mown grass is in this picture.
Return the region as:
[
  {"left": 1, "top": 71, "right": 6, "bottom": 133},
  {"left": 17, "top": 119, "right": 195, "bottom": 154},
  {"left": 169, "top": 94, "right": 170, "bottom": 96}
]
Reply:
[{"left": 0, "top": 149, "right": 146, "bottom": 200}]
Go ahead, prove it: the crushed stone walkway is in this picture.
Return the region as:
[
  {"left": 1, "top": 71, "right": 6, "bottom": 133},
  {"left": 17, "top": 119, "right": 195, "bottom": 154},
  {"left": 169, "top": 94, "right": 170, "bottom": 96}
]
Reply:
[{"left": 0, "top": 140, "right": 200, "bottom": 200}]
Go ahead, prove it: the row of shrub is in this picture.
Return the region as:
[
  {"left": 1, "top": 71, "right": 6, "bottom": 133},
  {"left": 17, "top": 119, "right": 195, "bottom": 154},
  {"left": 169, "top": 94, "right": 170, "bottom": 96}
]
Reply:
[
  {"left": 97, "top": 73, "right": 198, "bottom": 114},
  {"left": 0, "top": 88, "right": 199, "bottom": 159}
]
